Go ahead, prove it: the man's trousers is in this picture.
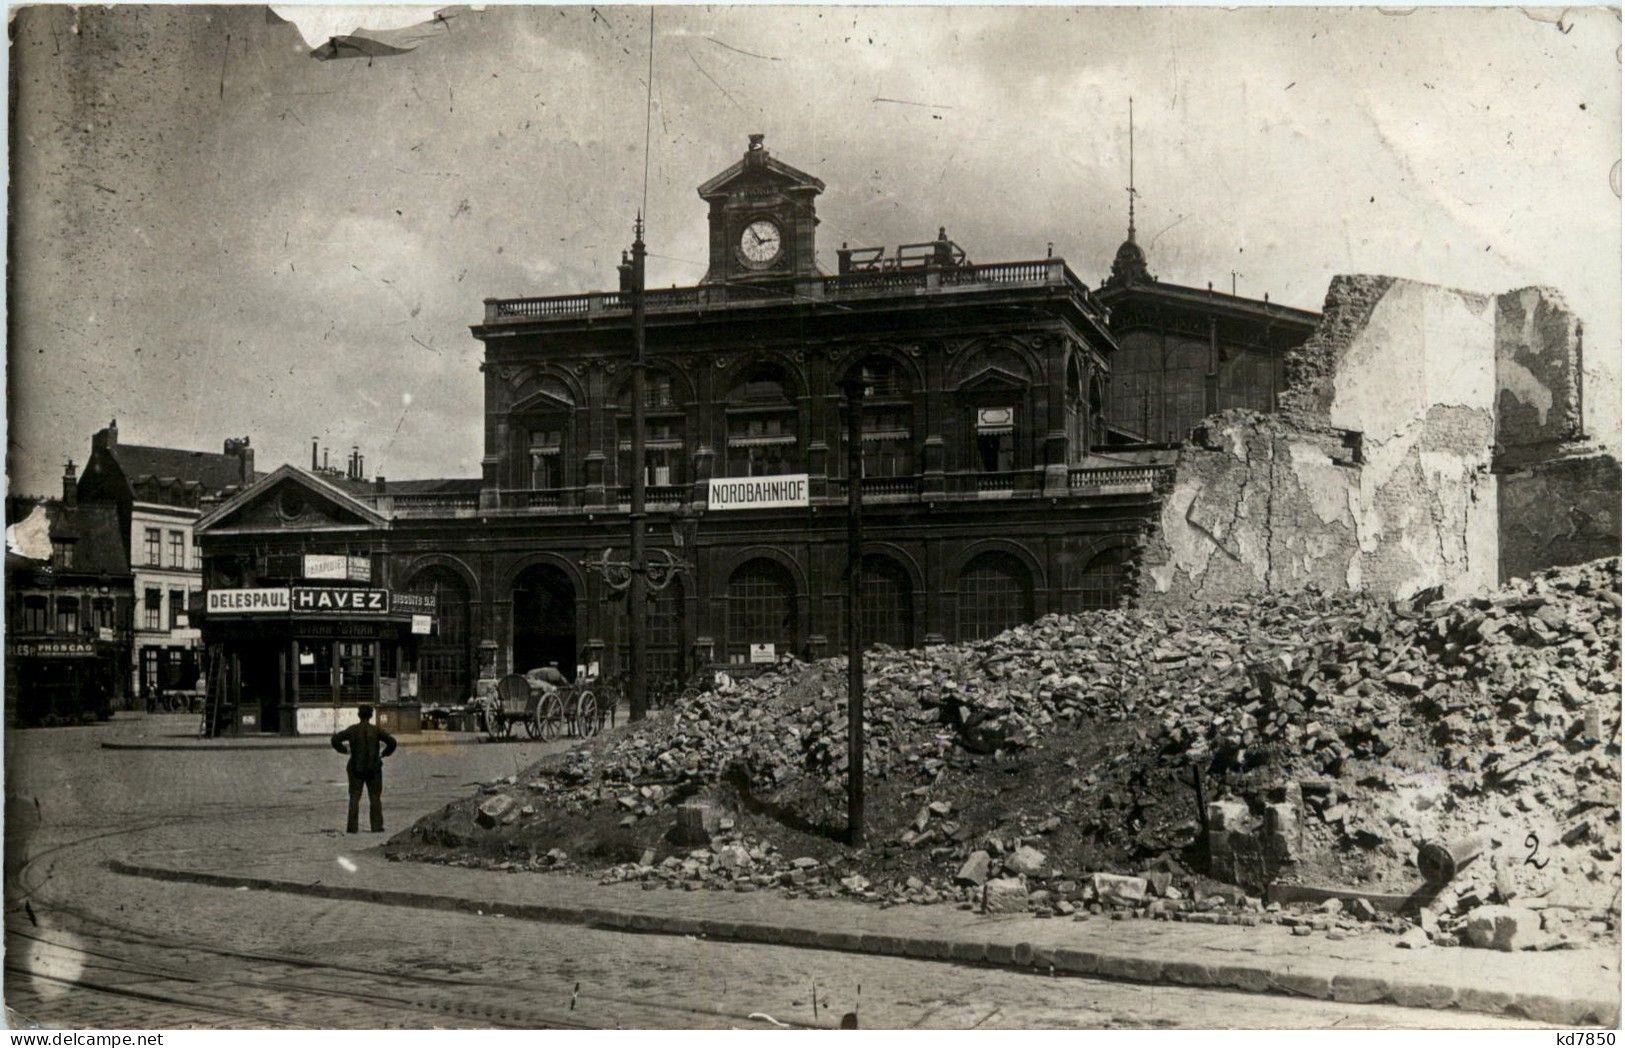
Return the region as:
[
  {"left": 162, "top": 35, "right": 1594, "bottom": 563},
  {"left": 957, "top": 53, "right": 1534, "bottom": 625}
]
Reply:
[{"left": 347, "top": 767, "right": 384, "bottom": 833}]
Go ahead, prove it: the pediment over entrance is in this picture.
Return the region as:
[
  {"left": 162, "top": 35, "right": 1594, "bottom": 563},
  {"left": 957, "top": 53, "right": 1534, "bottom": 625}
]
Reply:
[{"left": 197, "top": 465, "right": 388, "bottom": 536}]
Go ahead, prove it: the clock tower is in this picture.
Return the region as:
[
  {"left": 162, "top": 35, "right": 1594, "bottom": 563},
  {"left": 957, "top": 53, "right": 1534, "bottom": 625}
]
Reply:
[{"left": 698, "top": 134, "right": 824, "bottom": 284}]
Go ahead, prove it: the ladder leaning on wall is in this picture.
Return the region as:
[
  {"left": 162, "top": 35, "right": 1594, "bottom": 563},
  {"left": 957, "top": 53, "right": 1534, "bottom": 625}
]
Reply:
[{"left": 198, "top": 645, "right": 228, "bottom": 739}]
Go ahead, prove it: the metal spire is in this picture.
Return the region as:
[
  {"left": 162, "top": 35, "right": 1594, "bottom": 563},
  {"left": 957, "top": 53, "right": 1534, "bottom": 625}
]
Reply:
[{"left": 1127, "top": 96, "right": 1137, "bottom": 242}]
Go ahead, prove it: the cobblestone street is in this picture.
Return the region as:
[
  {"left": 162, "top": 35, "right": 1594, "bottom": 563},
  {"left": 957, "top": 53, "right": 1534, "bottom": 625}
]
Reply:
[{"left": 4, "top": 715, "right": 1549, "bottom": 1029}]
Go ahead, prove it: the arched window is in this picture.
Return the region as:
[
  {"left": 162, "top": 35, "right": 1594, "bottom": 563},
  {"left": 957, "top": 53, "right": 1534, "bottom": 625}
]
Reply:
[
  {"left": 1089, "top": 375, "right": 1108, "bottom": 448},
  {"left": 1077, "top": 548, "right": 1128, "bottom": 610},
  {"left": 1063, "top": 356, "right": 1084, "bottom": 464},
  {"left": 957, "top": 551, "right": 1033, "bottom": 641},
  {"left": 512, "top": 377, "right": 575, "bottom": 490},
  {"left": 838, "top": 359, "right": 915, "bottom": 479},
  {"left": 836, "top": 554, "right": 915, "bottom": 650},
  {"left": 725, "top": 558, "right": 797, "bottom": 663},
  {"left": 407, "top": 567, "right": 472, "bottom": 705},
  {"left": 724, "top": 365, "right": 799, "bottom": 478},
  {"left": 612, "top": 579, "right": 686, "bottom": 680},
  {"left": 615, "top": 371, "right": 687, "bottom": 493}
]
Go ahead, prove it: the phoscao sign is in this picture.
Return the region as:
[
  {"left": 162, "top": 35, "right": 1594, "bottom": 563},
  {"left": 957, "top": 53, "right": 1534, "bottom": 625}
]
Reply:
[
  {"left": 12, "top": 639, "right": 97, "bottom": 658},
  {"left": 708, "top": 473, "right": 809, "bottom": 511},
  {"left": 207, "top": 588, "right": 290, "bottom": 615},
  {"left": 293, "top": 587, "right": 390, "bottom": 613}
]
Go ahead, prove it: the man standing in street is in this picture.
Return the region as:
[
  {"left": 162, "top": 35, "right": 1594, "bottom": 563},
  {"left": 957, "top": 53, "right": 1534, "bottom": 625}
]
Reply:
[{"left": 331, "top": 705, "right": 397, "bottom": 833}]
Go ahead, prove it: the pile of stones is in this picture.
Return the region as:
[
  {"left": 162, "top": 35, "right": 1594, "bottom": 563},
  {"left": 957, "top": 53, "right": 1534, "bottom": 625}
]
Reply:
[{"left": 431, "top": 559, "right": 1618, "bottom": 946}]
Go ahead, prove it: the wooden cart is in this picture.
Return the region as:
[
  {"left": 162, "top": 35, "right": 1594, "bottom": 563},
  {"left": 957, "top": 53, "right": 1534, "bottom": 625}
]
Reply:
[{"left": 474, "top": 672, "right": 608, "bottom": 741}]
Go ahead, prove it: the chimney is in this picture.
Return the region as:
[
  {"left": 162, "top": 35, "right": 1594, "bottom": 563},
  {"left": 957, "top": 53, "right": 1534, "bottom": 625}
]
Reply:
[
  {"left": 323, "top": 448, "right": 330, "bottom": 471},
  {"left": 92, "top": 419, "right": 118, "bottom": 452},
  {"left": 357, "top": 453, "right": 365, "bottom": 479},
  {"left": 618, "top": 250, "right": 634, "bottom": 292},
  {"left": 62, "top": 460, "right": 78, "bottom": 505},
  {"left": 311, "top": 437, "right": 319, "bottom": 471},
  {"left": 223, "top": 436, "right": 255, "bottom": 485}
]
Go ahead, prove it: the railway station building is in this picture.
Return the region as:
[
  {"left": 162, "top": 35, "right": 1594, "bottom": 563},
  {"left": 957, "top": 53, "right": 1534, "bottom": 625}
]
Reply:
[{"left": 193, "top": 137, "right": 1312, "bottom": 734}]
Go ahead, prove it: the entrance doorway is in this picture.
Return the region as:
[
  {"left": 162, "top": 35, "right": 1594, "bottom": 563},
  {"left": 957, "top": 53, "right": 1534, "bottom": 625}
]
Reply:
[
  {"left": 237, "top": 644, "right": 282, "bottom": 734},
  {"left": 512, "top": 564, "right": 576, "bottom": 680}
]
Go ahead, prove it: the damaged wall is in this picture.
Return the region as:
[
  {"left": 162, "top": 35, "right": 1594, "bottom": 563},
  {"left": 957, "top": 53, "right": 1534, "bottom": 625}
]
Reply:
[
  {"left": 1136, "top": 275, "right": 1607, "bottom": 606},
  {"left": 1499, "top": 452, "right": 1622, "bottom": 583},
  {"left": 1495, "top": 287, "right": 1586, "bottom": 467}
]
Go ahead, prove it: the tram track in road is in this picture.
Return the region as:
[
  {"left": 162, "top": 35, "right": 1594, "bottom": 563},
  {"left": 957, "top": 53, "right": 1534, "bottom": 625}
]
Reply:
[{"left": 8, "top": 808, "right": 826, "bottom": 1030}]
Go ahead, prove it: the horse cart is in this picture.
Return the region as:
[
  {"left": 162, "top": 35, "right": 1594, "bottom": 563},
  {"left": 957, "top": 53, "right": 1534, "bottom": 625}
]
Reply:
[{"left": 472, "top": 668, "right": 610, "bottom": 741}]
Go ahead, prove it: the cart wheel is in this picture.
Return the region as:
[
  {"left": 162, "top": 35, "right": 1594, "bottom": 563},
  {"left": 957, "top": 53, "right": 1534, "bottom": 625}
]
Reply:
[
  {"left": 523, "top": 712, "right": 542, "bottom": 739},
  {"left": 536, "top": 693, "right": 566, "bottom": 741},
  {"left": 574, "top": 689, "right": 599, "bottom": 738}
]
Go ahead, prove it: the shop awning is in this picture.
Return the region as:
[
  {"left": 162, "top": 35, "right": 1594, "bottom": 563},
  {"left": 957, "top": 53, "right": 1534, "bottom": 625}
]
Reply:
[{"left": 727, "top": 434, "right": 797, "bottom": 447}]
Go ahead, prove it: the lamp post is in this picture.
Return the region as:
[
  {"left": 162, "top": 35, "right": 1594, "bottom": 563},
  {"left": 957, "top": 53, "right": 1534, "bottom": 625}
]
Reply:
[
  {"left": 627, "top": 217, "right": 648, "bottom": 719},
  {"left": 842, "top": 375, "right": 866, "bottom": 846},
  {"left": 582, "top": 216, "right": 674, "bottom": 720}
]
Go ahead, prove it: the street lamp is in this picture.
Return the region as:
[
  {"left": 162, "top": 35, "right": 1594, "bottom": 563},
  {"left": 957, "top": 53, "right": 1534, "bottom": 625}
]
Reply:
[
  {"left": 842, "top": 374, "right": 866, "bottom": 846},
  {"left": 581, "top": 215, "right": 666, "bottom": 719}
]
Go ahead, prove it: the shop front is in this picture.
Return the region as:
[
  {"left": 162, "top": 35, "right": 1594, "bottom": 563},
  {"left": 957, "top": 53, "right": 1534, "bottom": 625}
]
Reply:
[
  {"left": 7, "top": 637, "right": 120, "bottom": 727},
  {"left": 199, "top": 585, "right": 435, "bottom": 736}
]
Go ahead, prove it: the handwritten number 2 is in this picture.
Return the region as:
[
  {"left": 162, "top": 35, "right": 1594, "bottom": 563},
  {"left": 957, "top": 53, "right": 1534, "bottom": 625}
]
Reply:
[{"left": 1525, "top": 832, "right": 1550, "bottom": 870}]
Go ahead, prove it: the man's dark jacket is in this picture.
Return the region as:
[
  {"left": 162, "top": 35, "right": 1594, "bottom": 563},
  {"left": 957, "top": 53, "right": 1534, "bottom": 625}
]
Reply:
[{"left": 331, "top": 721, "right": 398, "bottom": 774}]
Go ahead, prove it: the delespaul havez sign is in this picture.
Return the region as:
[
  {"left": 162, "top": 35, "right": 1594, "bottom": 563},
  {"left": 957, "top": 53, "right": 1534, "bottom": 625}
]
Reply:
[
  {"left": 707, "top": 473, "right": 809, "bottom": 511},
  {"left": 206, "top": 586, "right": 434, "bottom": 616}
]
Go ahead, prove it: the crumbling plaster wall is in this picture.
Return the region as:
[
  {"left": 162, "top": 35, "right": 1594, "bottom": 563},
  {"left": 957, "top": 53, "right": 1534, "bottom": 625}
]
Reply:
[
  {"left": 1139, "top": 276, "right": 1504, "bottom": 606},
  {"left": 1495, "top": 287, "right": 1585, "bottom": 466}
]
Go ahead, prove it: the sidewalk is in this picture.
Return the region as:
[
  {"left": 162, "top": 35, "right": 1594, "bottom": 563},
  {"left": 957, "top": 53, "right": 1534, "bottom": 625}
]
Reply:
[
  {"left": 112, "top": 832, "right": 1620, "bottom": 1027},
  {"left": 101, "top": 730, "right": 489, "bottom": 751}
]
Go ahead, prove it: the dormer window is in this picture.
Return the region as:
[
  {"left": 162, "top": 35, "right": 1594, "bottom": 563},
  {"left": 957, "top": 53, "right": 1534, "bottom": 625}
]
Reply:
[{"left": 51, "top": 541, "right": 74, "bottom": 570}]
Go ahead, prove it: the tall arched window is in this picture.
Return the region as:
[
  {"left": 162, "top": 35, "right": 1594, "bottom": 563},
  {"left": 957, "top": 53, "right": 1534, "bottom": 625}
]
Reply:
[
  {"left": 408, "top": 567, "right": 472, "bottom": 705},
  {"left": 612, "top": 579, "right": 686, "bottom": 680},
  {"left": 725, "top": 558, "right": 797, "bottom": 663},
  {"left": 838, "top": 359, "right": 915, "bottom": 479},
  {"left": 957, "top": 551, "right": 1033, "bottom": 641},
  {"left": 724, "top": 365, "right": 799, "bottom": 478},
  {"left": 1077, "top": 548, "right": 1128, "bottom": 610},
  {"left": 512, "top": 377, "right": 575, "bottom": 490},
  {"left": 1066, "top": 356, "right": 1087, "bottom": 464},
  {"left": 615, "top": 371, "right": 687, "bottom": 493},
  {"left": 836, "top": 554, "right": 915, "bottom": 650}
]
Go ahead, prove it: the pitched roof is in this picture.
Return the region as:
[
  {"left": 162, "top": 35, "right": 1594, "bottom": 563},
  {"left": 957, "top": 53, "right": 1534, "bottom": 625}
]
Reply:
[
  {"left": 195, "top": 464, "right": 391, "bottom": 533},
  {"left": 46, "top": 500, "right": 130, "bottom": 575},
  {"left": 1098, "top": 278, "right": 1321, "bottom": 330},
  {"left": 110, "top": 443, "right": 249, "bottom": 492}
]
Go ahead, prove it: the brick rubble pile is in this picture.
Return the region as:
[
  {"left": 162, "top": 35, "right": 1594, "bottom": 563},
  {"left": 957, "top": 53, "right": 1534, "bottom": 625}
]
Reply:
[{"left": 396, "top": 558, "right": 1620, "bottom": 950}]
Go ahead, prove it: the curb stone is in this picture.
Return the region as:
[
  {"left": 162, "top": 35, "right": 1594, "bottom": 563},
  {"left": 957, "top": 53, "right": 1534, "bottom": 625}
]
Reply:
[{"left": 107, "top": 859, "right": 1619, "bottom": 1026}]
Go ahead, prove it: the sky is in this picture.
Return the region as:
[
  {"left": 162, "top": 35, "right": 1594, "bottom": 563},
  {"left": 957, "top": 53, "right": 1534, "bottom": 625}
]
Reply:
[{"left": 7, "top": 4, "right": 1621, "bottom": 495}]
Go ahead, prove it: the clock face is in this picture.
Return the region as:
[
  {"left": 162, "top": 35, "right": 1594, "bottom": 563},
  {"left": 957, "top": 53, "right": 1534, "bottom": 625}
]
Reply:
[{"left": 739, "top": 219, "right": 783, "bottom": 266}]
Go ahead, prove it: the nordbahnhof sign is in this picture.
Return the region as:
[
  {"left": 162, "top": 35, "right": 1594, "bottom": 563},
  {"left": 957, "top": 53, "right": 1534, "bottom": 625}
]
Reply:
[{"left": 707, "top": 473, "right": 810, "bottom": 511}]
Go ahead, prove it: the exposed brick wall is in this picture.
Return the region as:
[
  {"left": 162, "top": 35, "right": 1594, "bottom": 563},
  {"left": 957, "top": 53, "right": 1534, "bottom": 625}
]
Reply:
[{"left": 1499, "top": 450, "right": 1622, "bottom": 582}]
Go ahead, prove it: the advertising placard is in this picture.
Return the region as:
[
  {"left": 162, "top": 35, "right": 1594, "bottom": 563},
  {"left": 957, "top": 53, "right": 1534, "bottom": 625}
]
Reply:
[
  {"left": 749, "top": 643, "right": 776, "bottom": 664},
  {"left": 206, "top": 588, "right": 290, "bottom": 615},
  {"left": 394, "top": 591, "right": 437, "bottom": 613},
  {"left": 302, "top": 553, "right": 349, "bottom": 580},
  {"left": 291, "top": 587, "right": 390, "bottom": 613}
]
